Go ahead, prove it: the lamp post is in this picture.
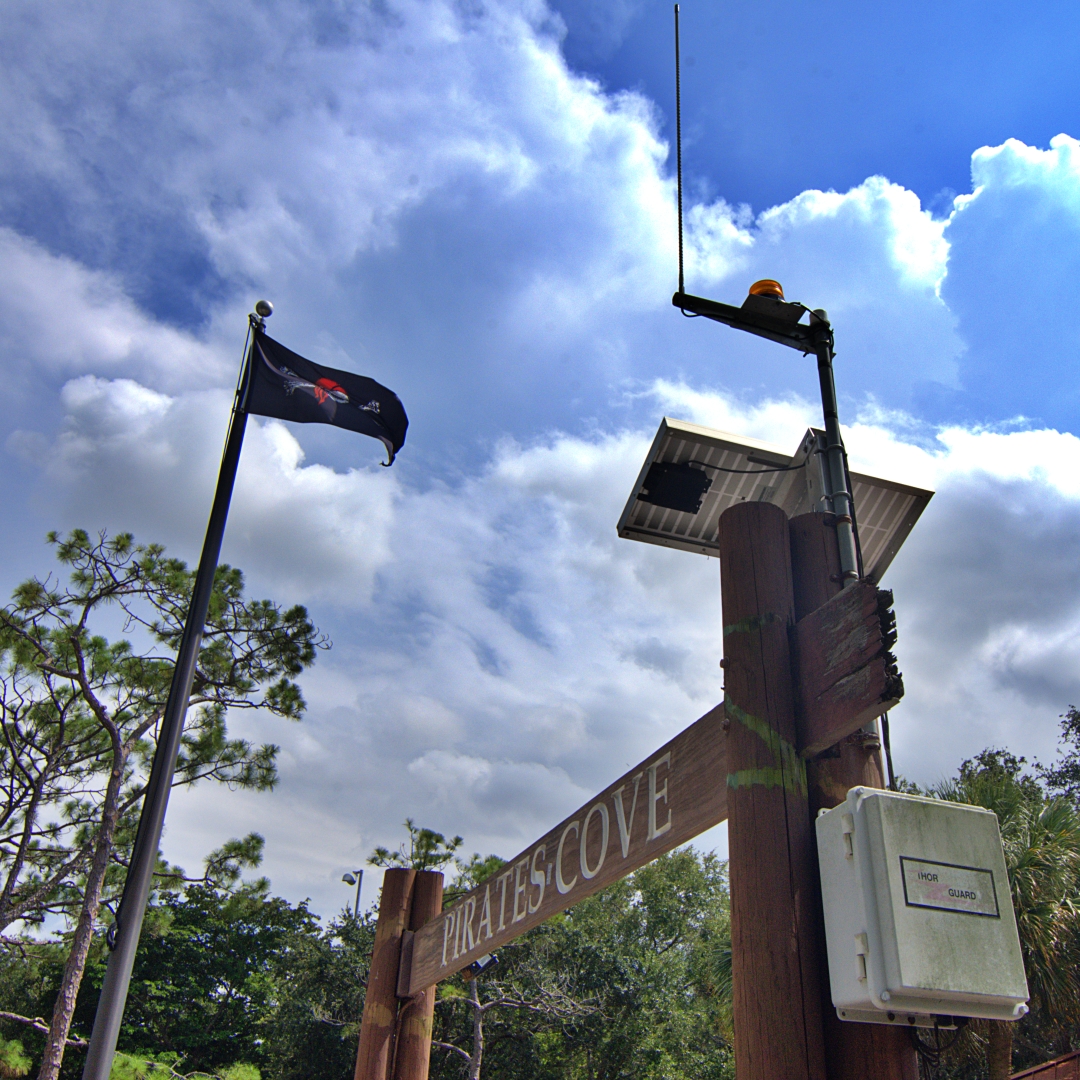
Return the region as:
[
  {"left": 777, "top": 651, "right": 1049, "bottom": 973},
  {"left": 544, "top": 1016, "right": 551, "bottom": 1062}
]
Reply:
[
  {"left": 673, "top": 281, "right": 860, "bottom": 587},
  {"left": 342, "top": 870, "right": 363, "bottom": 918},
  {"left": 668, "top": 280, "right": 922, "bottom": 1079}
]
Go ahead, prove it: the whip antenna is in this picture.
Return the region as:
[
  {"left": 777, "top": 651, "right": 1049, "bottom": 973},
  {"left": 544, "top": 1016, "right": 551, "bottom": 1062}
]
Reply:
[{"left": 675, "top": 3, "right": 684, "bottom": 295}]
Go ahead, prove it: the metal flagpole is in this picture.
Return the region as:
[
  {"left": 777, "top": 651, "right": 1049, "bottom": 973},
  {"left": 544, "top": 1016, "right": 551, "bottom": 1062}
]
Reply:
[{"left": 81, "top": 302, "right": 271, "bottom": 1080}]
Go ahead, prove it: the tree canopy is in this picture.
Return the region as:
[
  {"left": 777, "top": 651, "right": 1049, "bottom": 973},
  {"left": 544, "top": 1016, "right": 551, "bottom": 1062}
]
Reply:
[
  {"left": 0, "top": 529, "right": 325, "bottom": 1079},
  {"left": 909, "top": 746, "right": 1080, "bottom": 1080}
]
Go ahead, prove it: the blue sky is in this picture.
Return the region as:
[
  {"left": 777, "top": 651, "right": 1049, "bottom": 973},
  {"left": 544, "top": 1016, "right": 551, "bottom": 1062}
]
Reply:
[
  {"left": 559, "top": 0, "right": 1080, "bottom": 212},
  {"left": 3, "top": 0, "right": 1080, "bottom": 915}
]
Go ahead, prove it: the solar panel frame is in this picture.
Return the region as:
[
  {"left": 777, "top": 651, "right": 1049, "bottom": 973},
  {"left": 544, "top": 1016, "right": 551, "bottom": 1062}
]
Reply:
[{"left": 618, "top": 418, "right": 933, "bottom": 582}]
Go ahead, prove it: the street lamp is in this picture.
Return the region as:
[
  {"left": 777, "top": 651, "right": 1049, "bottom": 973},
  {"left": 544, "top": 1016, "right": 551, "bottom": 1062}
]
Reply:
[
  {"left": 673, "top": 281, "right": 860, "bottom": 587},
  {"left": 342, "top": 870, "right": 363, "bottom": 917}
]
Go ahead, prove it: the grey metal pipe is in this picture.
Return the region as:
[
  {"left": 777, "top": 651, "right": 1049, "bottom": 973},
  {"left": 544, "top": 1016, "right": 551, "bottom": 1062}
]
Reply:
[{"left": 813, "top": 329, "right": 859, "bottom": 588}]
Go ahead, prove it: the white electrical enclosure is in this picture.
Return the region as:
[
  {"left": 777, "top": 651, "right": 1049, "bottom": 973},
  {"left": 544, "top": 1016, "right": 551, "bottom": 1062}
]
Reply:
[{"left": 816, "top": 787, "right": 1028, "bottom": 1028}]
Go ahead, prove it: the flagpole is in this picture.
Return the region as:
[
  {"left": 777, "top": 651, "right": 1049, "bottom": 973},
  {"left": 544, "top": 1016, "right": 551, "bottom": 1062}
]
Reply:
[{"left": 81, "top": 302, "right": 271, "bottom": 1080}]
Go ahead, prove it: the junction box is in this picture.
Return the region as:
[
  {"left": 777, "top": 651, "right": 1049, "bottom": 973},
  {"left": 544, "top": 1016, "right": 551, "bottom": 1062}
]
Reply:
[{"left": 816, "top": 787, "right": 1029, "bottom": 1028}]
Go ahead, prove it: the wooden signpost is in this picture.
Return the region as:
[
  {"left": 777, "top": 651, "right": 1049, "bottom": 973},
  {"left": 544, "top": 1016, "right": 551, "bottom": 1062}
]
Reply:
[
  {"left": 403, "top": 702, "right": 728, "bottom": 996},
  {"left": 792, "top": 513, "right": 917, "bottom": 1080},
  {"left": 354, "top": 508, "right": 910, "bottom": 1080},
  {"left": 793, "top": 578, "right": 902, "bottom": 760}
]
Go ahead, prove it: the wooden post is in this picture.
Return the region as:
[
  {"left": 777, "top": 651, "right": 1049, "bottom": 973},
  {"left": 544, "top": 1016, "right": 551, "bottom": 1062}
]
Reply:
[
  {"left": 789, "top": 512, "right": 918, "bottom": 1080},
  {"left": 719, "top": 502, "right": 826, "bottom": 1080},
  {"left": 391, "top": 871, "right": 444, "bottom": 1080},
  {"left": 355, "top": 868, "right": 416, "bottom": 1080}
]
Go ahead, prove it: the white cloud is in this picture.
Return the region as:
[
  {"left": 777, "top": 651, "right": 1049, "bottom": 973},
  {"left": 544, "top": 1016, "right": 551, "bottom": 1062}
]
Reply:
[
  {"left": 10, "top": 372, "right": 400, "bottom": 604},
  {"left": 0, "top": 229, "right": 231, "bottom": 396},
  {"left": 681, "top": 176, "right": 963, "bottom": 404},
  {"left": 17, "top": 355, "right": 1080, "bottom": 912},
  {"left": 940, "top": 134, "right": 1080, "bottom": 427},
  {"left": 0, "top": 0, "right": 974, "bottom": 446}
]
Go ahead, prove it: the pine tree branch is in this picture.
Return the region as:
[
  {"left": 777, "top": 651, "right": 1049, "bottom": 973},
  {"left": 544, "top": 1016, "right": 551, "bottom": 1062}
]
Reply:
[
  {"left": 432, "top": 1040, "right": 472, "bottom": 1063},
  {"left": 0, "top": 1010, "right": 87, "bottom": 1048}
]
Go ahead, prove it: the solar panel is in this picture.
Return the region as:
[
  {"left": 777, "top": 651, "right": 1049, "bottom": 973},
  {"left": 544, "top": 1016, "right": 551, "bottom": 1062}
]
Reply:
[{"left": 617, "top": 418, "right": 933, "bottom": 583}]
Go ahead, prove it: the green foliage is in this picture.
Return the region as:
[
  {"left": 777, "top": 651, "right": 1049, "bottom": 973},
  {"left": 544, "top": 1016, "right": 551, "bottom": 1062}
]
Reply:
[
  {"left": 445, "top": 853, "right": 506, "bottom": 905},
  {"left": 368, "top": 819, "right": 463, "bottom": 872},
  {"left": 1040, "top": 705, "right": 1080, "bottom": 800},
  {"left": 57, "top": 887, "right": 376, "bottom": 1080},
  {"left": 104, "top": 888, "right": 322, "bottom": 1075},
  {"left": 0, "top": 529, "right": 327, "bottom": 1079},
  {"left": 156, "top": 834, "right": 270, "bottom": 897},
  {"left": 108, "top": 1052, "right": 179, "bottom": 1080},
  {"left": 220, "top": 1067, "right": 261, "bottom": 1080},
  {"left": 257, "top": 907, "right": 374, "bottom": 1080},
  {"left": 0, "top": 846, "right": 732, "bottom": 1080},
  {"left": 924, "top": 746, "right": 1080, "bottom": 1078},
  {"left": 0, "top": 1035, "right": 31, "bottom": 1079},
  {"left": 0, "top": 937, "right": 66, "bottom": 1070},
  {"left": 431, "top": 847, "right": 734, "bottom": 1080},
  {"left": 108, "top": 1052, "right": 261, "bottom": 1080}
]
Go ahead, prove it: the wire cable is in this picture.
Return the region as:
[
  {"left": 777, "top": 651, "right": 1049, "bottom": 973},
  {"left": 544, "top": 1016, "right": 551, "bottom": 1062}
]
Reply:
[
  {"left": 684, "top": 458, "right": 805, "bottom": 475},
  {"left": 882, "top": 711, "right": 897, "bottom": 790},
  {"left": 675, "top": 4, "right": 684, "bottom": 297},
  {"left": 909, "top": 1018, "right": 968, "bottom": 1079}
]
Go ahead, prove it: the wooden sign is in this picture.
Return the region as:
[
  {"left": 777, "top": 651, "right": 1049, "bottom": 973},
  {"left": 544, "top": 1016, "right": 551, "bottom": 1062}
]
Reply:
[
  {"left": 400, "top": 703, "right": 728, "bottom": 997},
  {"left": 792, "top": 580, "right": 903, "bottom": 759},
  {"left": 396, "top": 583, "right": 902, "bottom": 997}
]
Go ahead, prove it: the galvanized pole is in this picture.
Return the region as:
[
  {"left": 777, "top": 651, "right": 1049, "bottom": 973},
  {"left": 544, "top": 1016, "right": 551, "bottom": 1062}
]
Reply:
[
  {"left": 810, "top": 312, "right": 859, "bottom": 587},
  {"left": 81, "top": 308, "right": 266, "bottom": 1080}
]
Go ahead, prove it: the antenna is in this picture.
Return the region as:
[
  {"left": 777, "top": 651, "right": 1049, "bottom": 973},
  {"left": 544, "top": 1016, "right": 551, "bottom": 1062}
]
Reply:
[{"left": 674, "top": 3, "right": 684, "bottom": 296}]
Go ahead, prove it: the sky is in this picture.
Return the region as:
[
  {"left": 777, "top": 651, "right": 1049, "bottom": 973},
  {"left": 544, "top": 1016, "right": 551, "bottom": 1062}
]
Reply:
[{"left": 3, "top": 0, "right": 1080, "bottom": 919}]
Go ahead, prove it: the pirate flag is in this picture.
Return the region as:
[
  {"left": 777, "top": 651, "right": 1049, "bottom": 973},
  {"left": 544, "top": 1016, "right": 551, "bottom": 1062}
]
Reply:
[{"left": 247, "top": 331, "right": 408, "bottom": 464}]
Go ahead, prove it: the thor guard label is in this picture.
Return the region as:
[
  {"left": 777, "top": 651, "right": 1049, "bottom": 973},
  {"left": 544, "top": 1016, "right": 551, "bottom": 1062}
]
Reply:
[{"left": 900, "top": 857, "right": 999, "bottom": 917}]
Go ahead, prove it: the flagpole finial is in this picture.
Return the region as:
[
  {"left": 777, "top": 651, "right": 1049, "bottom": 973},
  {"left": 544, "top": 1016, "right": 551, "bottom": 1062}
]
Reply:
[{"left": 254, "top": 300, "right": 273, "bottom": 318}]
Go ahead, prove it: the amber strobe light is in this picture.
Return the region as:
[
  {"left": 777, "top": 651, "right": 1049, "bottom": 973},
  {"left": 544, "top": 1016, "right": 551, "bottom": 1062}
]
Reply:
[{"left": 748, "top": 279, "right": 785, "bottom": 299}]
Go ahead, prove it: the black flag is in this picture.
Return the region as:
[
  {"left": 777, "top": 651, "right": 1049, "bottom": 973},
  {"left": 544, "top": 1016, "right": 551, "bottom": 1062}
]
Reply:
[{"left": 247, "top": 331, "right": 408, "bottom": 464}]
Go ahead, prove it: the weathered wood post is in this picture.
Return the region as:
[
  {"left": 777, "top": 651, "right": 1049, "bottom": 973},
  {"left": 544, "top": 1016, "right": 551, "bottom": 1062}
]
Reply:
[
  {"left": 790, "top": 512, "right": 917, "bottom": 1080},
  {"left": 719, "top": 501, "right": 826, "bottom": 1080},
  {"left": 355, "top": 868, "right": 416, "bottom": 1080},
  {"left": 391, "top": 870, "right": 444, "bottom": 1080}
]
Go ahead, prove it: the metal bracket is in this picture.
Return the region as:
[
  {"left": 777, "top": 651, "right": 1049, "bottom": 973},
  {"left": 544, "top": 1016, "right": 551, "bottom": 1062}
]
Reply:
[{"left": 396, "top": 931, "right": 416, "bottom": 999}]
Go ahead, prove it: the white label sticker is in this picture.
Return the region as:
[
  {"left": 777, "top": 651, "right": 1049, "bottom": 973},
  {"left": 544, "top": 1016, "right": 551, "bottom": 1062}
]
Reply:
[{"left": 900, "top": 857, "right": 999, "bottom": 917}]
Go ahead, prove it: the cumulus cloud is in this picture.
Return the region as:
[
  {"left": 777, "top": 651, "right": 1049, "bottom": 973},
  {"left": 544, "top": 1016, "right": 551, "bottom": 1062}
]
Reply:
[
  {"left": 0, "top": 0, "right": 974, "bottom": 458},
  {"left": 941, "top": 135, "right": 1080, "bottom": 428},
  {"left": 0, "top": 229, "right": 232, "bottom": 398},
  {"left": 16, "top": 355, "right": 1080, "bottom": 911}
]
